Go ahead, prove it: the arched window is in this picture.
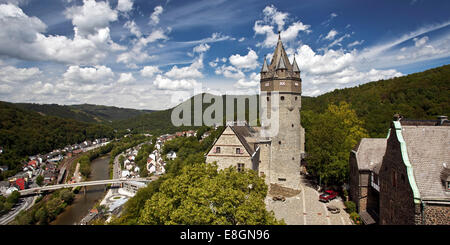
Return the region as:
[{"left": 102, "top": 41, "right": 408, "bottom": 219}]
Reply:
[{"left": 280, "top": 96, "right": 285, "bottom": 101}]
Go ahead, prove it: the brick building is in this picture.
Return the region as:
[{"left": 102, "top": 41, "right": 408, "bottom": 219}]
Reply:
[
  {"left": 206, "top": 35, "right": 305, "bottom": 190},
  {"left": 350, "top": 115, "right": 450, "bottom": 225}
]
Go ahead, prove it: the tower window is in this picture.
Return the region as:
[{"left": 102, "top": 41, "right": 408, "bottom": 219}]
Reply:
[
  {"left": 280, "top": 81, "right": 285, "bottom": 86},
  {"left": 280, "top": 96, "right": 285, "bottom": 101},
  {"left": 278, "top": 141, "right": 281, "bottom": 145},
  {"left": 236, "top": 148, "right": 241, "bottom": 154},
  {"left": 295, "top": 96, "right": 298, "bottom": 101},
  {"left": 278, "top": 178, "right": 286, "bottom": 181},
  {"left": 267, "top": 96, "right": 270, "bottom": 101},
  {"left": 292, "top": 124, "right": 294, "bottom": 127},
  {"left": 215, "top": 147, "right": 221, "bottom": 153}
]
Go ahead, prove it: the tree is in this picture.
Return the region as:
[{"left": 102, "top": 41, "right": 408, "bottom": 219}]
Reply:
[
  {"left": 305, "top": 102, "right": 368, "bottom": 186},
  {"left": 6, "top": 190, "right": 20, "bottom": 204},
  {"left": 36, "top": 175, "right": 44, "bottom": 186},
  {"left": 139, "top": 163, "right": 282, "bottom": 225},
  {"left": 59, "top": 189, "right": 74, "bottom": 204}
]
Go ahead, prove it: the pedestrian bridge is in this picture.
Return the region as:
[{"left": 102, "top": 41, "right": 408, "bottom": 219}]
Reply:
[{"left": 19, "top": 177, "right": 155, "bottom": 196}]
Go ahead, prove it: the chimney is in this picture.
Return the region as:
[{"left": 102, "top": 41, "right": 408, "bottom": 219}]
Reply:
[{"left": 437, "top": 115, "right": 448, "bottom": 125}]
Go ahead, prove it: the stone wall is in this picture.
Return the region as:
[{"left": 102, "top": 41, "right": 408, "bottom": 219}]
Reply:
[
  {"left": 379, "top": 128, "right": 416, "bottom": 225},
  {"left": 206, "top": 127, "right": 253, "bottom": 171},
  {"left": 423, "top": 203, "right": 450, "bottom": 225},
  {"left": 261, "top": 92, "right": 303, "bottom": 190}
]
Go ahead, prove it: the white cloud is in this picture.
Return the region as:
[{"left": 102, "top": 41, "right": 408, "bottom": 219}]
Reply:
[
  {"left": 192, "top": 43, "right": 210, "bottom": 53},
  {"left": 0, "top": 65, "right": 41, "bottom": 84},
  {"left": 254, "top": 6, "right": 310, "bottom": 48},
  {"left": 140, "top": 66, "right": 161, "bottom": 77},
  {"left": 63, "top": 65, "right": 115, "bottom": 84},
  {"left": 117, "top": 0, "right": 133, "bottom": 12},
  {"left": 238, "top": 37, "right": 245, "bottom": 42},
  {"left": 0, "top": 3, "right": 122, "bottom": 65},
  {"left": 413, "top": 36, "right": 428, "bottom": 47},
  {"left": 124, "top": 20, "right": 142, "bottom": 38},
  {"left": 29, "top": 81, "right": 55, "bottom": 95},
  {"left": 165, "top": 55, "right": 204, "bottom": 79},
  {"left": 262, "top": 5, "right": 289, "bottom": 31},
  {"left": 117, "top": 72, "right": 135, "bottom": 84},
  {"left": 215, "top": 65, "right": 245, "bottom": 80},
  {"left": 229, "top": 49, "right": 259, "bottom": 70},
  {"left": 64, "top": 0, "right": 118, "bottom": 37},
  {"left": 325, "top": 29, "right": 338, "bottom": 40},
  {"left": 233, "top": 72, "right": 260, "bottom": 89},
  {"left": 153, "top": 74, "right": 199, "bottom": 90},
  {"left": 149, "top": 5, "right": 163, "bottom": 25},
  {"left": 116, "top": 28, "right": 168, "bottom": 65},
  {"left": 348, "top": 40, "right": 364, "bottom": 48}
]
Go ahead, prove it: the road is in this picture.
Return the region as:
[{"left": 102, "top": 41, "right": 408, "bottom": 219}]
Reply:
[
  {"left": 0, "top": 195, "right": 36, "bottom": 225},
  {"left": 265, "top": 175, "right": 353, "bottom": 225}
]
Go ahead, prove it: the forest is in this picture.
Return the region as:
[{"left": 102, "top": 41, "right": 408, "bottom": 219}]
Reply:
[{"left": 0, "top": 101, "right": 115, "bottom": 180}]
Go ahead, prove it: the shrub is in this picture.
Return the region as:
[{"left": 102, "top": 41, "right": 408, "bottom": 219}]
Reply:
[
  {"left": 344, "top": 201, "right": 356, "bottom": 213},
  {"left": 350, "top": 212, "right": 362, "bottom": 225}
]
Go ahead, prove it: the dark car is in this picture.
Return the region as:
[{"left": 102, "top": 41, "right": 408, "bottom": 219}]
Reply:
[{"left": 319, "top": 190, "right": 338, "bottom": 202}]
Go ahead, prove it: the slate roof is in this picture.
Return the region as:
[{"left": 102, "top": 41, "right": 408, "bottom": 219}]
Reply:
[
  {"left": 354, "top": 138, "right": 387, "bottom": 173},
  {"left": 229, "top": 125, "right": 257, "bottom": 156},
  {"left": 400, "top": 124, "right": 450, "bottom": 200},
  {"left": 268, "top": 35, "right": 293, "bottom": 71}
]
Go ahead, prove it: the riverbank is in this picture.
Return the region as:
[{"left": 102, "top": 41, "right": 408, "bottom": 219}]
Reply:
[{"left": 51, "top": 154, "right": 111, "bottom": 225}]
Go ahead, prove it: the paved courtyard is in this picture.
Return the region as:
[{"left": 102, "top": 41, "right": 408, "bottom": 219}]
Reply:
[{"left": 265, "top": 176, "right": 353, "bottom": 225}]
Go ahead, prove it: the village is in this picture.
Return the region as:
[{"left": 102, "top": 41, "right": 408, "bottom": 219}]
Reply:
[{"left": 0, "top": 138, "right": 110, "bottom": 196}]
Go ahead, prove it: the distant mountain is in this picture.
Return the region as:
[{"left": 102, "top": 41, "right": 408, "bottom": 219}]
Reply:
[
  {"left": 13, "top": 103, "right": 153, "bottom": 123},
  {"left": 0, "top": 101, "right": 115, "bottom": 180},
  {"left": 116, "top": 64, "right": 450, "bottom": 137}
]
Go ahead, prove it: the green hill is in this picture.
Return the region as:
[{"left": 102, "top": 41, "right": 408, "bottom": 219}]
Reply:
[
  {"left": 302, "top": 64, "right": 450, "bottom": 137},
  {"left": 0, "top": 101, "right": 115, "bottom": 180},
  {"left": 116, "top": 64, "right": 450, "bottom": 137},
  {"left": 14, "top": 103, "right": 153, "bottom": 123}
]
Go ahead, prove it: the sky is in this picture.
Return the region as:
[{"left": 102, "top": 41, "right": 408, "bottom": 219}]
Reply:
[{"left": 0, "top": 0, "right": 449, "bottom": 110}]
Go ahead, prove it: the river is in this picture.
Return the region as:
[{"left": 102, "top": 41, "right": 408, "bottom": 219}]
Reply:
[{"left": 51, "top": 154, "right": 110, "bottom": 225}]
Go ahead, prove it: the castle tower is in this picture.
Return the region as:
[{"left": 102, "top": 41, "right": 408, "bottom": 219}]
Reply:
[{"left": 259, "top": 34, "right": 305, "bottom": 190}]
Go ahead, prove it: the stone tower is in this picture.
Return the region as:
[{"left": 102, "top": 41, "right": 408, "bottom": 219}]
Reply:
[{"left": 258, "top": 34, "right": 305, "bottom": 190}]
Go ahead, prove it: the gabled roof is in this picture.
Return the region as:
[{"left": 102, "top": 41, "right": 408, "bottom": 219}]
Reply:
[
  {"left": 354, "top": 138, "right": 387, "bottom": 173},
  {"left": 398, "top": 123, "right": 450, "bottom": 200}
]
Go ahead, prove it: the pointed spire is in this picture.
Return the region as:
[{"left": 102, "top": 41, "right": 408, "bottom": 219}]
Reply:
[
  {"left": 261, "top": 56, "right": 269, "bottom": 73},
  {"left": 277, "top": 56, "right": 286, "bottom": 70},
  {"left": 292, "top": 56, "right": 300, "bottom": 72},
  {"left": 278, "top": 31, "right": 281, "bottom": 41}
]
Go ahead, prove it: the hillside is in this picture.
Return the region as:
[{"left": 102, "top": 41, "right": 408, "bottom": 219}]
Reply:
[
  {"left": 113, "top": 94, "right": 260, "bottom": 135},
  {"left": 14, "top": 103, "right": 153, "bottom": 123},
  {"left": 0, "top": 101, "right": 115, "bottom": 180},
  {"left": 116, "top": 64, "right": 449, "bottom": 137},
  {"left": 302, "top": 64, "right": 450, "bottom": 137}
]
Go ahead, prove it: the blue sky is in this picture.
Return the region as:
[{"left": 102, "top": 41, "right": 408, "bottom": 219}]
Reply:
[{"left": 0, "top": 0, "right": 449, "bottom": 110}]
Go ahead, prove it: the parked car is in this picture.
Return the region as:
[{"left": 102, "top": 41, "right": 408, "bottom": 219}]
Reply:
[
  {"left": 272, "top": 195, "right": 286, "bottom": 202},
  {"left": 319, "top": 190, "right": 338, "bottom": 202},
  {"left": 327, "top": 205, "right": 340, "bottom": 214}
]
